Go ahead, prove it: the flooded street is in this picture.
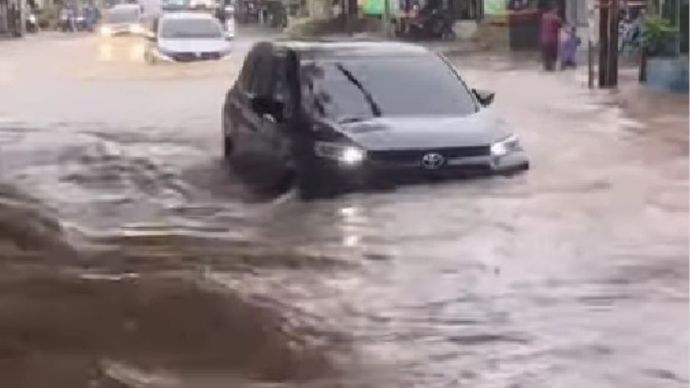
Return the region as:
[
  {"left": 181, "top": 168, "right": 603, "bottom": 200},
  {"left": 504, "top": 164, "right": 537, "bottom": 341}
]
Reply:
[{"left": 0, "top": 31, "right": 687, "bottom": 387}]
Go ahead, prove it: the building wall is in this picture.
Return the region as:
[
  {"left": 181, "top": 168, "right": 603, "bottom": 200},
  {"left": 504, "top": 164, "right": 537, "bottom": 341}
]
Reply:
[
  {"left": 566, "top": 0, "right": 587, "bottom": 25},
  {"left": 0, "top": 0, "right": 8, "bottom": 33},
  {"left": 0, "top": 0, "right": 25, "bottom": 35}
]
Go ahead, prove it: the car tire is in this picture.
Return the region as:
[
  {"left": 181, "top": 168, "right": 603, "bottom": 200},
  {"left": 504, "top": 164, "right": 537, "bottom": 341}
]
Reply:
[
  {"left": 145, "top": 50, "right": 156, "bottom": 65},
  {"left": 293, "top": 160, "right": 338, "bottom": 200},
  {"left": 294, "top": 167, "right": 322, "bottom": 200},
  {"left": 286, "top": 145, "right": 319, "bottom": 199},
  {"left": 223, "top": 135, "right": 233, "bottom": 159},
  {"left": 500, "top": 162, "right": 530, "bottom": 177},
  {"left": 222, "top": 112, "right": 234, "bottom": 160}
]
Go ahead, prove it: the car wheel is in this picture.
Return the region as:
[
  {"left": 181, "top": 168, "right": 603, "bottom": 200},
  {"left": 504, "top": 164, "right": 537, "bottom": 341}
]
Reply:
[
  {"left": 294, "top": 167, "right": 321, "bottom": 200},
  {"left": 145, "top": 50, "right": 156, "bottom": 65},
  {"left": 222, "top": 112, "right": 234, "bottom": 160},
  {"left": 500, "top": 162, "right": 530, "bottom": 177},
  {"left": 223, "top": 135, "right": 233, "bottom": 159},
  {"left": 293, "top": 159, "right": 339, "bottom": 200}
]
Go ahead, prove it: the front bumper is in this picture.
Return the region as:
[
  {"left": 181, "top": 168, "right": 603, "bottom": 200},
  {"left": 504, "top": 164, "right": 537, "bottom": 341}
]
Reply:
[
  {"left": 316, "top": 151, "right": 529, "bottom": 189},
  {"left": 100, "top": 25, "right": 145, "bottom": 37},
  {"left": 152, "top": 49, "right": 231, "bottom": 63}
]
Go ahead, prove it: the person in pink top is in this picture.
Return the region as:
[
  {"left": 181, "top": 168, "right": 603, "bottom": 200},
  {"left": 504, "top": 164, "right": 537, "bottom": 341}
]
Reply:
[{"left": 540, "top": 5, "right": 563, "bottom": 71}]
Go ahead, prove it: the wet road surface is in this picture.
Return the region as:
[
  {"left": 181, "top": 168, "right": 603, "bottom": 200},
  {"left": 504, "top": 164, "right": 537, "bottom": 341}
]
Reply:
[{"left": 0, "top": 31, "right": 688, "bottom": 387}]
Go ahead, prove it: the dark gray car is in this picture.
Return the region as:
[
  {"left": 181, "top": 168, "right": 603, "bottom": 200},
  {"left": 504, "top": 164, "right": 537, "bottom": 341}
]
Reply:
[{"left": 222, "top": 41, "right": 529, "bottom": 198}]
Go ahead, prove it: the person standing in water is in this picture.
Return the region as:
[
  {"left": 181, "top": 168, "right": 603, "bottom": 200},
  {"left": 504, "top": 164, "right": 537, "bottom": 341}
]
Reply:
[
  {"left": 560, "top": 25, "right": 581, "bottom": 69},
  {"left": 540, "top": 5, "right": 563, "bottom": 71}
]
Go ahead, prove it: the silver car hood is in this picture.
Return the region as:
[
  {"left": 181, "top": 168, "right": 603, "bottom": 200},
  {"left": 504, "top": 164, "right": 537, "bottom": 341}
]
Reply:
[
  {"left": 158, "top": 38, "right": 229, "bottom": 53},
  {"left": 339, "top": 109, "right": 512, "bottom": 151}
]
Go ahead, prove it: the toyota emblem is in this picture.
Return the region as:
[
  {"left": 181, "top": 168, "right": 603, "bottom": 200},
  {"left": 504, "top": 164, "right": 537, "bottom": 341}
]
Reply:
[{"left": 421, "top": 153, "right": 445, "bottom": 170}]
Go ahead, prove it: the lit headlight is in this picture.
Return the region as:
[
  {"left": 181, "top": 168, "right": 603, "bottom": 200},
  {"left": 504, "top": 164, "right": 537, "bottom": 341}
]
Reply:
[
  {"left": 314, "top": 142, "right": 366, "bottom": 165},
  {"left": 100, "top": 25, "right": 112, "bottom": 36},
  {"left": 490, "top": 134, "right": 521, "bottom": 157}
]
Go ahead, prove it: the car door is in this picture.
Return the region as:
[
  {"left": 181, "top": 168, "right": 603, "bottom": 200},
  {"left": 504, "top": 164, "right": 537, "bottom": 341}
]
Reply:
[
  {"left": 241, "top": 44, "right": 276, "bottom": 177},
  {"left": 267, "top": 50, "right": 300, "bottom": 175},
  {"left": 225, "top": 46, "right": 259, "bottom": 165}
]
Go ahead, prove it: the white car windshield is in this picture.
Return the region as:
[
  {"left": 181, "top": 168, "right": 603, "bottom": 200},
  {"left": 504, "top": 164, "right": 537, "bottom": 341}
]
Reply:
[
  {"left": 160, "top": 18, "right": 222, "bottom": 39},
  {"left": 105, "top": 8, "right": 140, "bottom": 23},
  {"left": 162, "top": 0, "right": 191, "bottom": 8}
]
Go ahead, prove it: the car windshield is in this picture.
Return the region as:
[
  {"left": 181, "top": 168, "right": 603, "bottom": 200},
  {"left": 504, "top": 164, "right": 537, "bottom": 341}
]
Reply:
[
  {"left": 160, "top": 18, "right": 222, "bottom": 39},
  {"left": 162, "top": 0, "right": 191, "bottom": 8},
  {"left": 304, "top": 56, "right": 477, "bottom": 122},
  {"left": 104, "top": 8, "right": 139, "bottom": 23}
]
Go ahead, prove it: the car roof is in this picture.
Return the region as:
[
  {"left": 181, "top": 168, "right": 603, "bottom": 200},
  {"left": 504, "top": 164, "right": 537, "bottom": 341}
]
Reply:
[
  {"left": 110, "top": 4, "right": 141, "bottom": 11},
  {"left": 270, "top": 40, "right": 432, "bottom": 60},
  {"left": 160, "top": 11, "right": 216, "bottom": 20}
]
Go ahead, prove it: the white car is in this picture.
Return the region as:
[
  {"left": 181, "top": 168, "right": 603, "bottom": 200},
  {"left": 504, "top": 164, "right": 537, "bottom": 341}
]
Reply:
[
  {"left": 144, "top": 12, "right": 231, "bottom": 63},
  {"left": 100, "top": 4, "right": 145, "bottom": 36}
]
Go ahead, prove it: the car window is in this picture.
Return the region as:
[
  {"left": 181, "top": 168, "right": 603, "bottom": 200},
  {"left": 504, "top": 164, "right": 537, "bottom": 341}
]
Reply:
[
  {"left": 105, "top": 7, "right": 140, "bottom": 23},
  {"left": 162, "top": 0, "right": 191, "bottom": 9},
  {"left": 248, "top": 46, "right": 274, "bottom": 97},
  {"left": 237, "top": 49, "right": 258, "bottom": 93},
  {"left": 272, "top": 52, "right": 298, "bottom": 121},
  {"left": 160, "top": 18, "right": 222, "bottom": 39},
  {"left": 303, "top": 55, "right": 478, "bottom": 122}
]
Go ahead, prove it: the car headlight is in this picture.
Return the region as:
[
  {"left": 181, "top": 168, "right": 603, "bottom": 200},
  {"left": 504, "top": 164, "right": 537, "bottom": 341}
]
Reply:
[
  {"left": 100, "top": 25, "right": 112, "bottom": 36},
  {"left": 490, "top": 134, "right": 521, "bottom": 157},
  {"left": 314, "top": 142, "right": 366, "bottom": 165}
]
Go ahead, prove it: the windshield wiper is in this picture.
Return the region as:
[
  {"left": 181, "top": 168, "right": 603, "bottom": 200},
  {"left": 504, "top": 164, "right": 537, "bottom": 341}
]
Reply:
[
  {"left": 339, "top": 115, "right": 377, "bottom": 124},
  {"left": 335, "top": 63, "right": 382, "bottom": 118}
]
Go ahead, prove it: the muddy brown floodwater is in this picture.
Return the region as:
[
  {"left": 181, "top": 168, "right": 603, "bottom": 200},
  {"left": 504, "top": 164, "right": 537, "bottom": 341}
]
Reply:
[{"left": 0, "top": 32, "right": 687, "bottom": 388}]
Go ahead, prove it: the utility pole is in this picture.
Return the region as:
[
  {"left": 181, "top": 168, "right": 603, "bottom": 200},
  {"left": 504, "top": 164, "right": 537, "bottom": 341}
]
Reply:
[
  {"left": 598, "top": 0, "right": 619, "bottom": 88},
  {"left": 345, "top": 0, "right": 357, "bottom": 36},
  {"left": 587, "top": 0, "right": 598, "bottom": 89},
  {"left": 383, "top": 0, "right": 391, "bottom": 37},
  {"left": 588, "top": 39, "right": 594, "bottom": 88}
]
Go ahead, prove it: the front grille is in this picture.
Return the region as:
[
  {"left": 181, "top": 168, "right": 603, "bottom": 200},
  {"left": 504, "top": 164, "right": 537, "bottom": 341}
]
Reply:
[
  {"left": 171, "top": 52, "right": 221, "bottom": 62},
  {"left": 369, "top": 146, "right": 490, "bottom": 164}
]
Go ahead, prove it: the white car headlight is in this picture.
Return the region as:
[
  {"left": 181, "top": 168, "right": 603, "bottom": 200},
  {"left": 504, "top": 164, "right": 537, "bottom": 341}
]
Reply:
[
  {"left": 490, "top": 134, "right": 521, "bottom": 157},
  {"left": 314, "top": 142, "right": 366, "bottom": 165}
]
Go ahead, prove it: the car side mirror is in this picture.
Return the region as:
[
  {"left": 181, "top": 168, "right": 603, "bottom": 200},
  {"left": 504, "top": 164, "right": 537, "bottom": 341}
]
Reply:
[
  {"left": 250, "top": 95, "right": 284, "bottom": 119},
  {"left": 473, "top": 89, "right": 495, "bottom": 106}
]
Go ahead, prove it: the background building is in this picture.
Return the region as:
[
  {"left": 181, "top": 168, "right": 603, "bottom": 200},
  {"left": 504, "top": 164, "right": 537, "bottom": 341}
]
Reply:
[{"left": 0, "top": 0, "right": 26, "bottom": 36}]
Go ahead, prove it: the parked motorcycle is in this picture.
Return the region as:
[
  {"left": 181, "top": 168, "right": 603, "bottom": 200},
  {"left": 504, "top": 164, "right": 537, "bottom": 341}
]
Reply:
[
  {"left": 265, "top": 0, "right": 287, "bottom": 29},
  {"left": 618, "top": 17, "right": 641, "bottom": 53},
  {"left": 25, "top": 11, "right": 39, "bottom": 33},
  {"left": 58, "top": 9, "right": 75, "bottom": 32},
  {"left": 58, "top": 16, "right": 72, "bottom": 31},
  {"left": 401, "top": 8, "right": 456, "bottom": 41},
  {"left": 74, "top": 16, "right": 89, "bottom": 31}
]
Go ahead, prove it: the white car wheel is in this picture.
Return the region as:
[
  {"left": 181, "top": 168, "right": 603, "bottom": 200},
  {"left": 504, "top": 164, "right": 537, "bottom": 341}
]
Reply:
[{"left": 145, "top": 50, "right": 157, "bottom": 65}]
